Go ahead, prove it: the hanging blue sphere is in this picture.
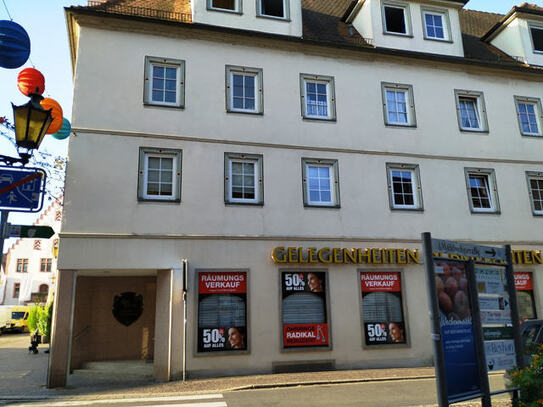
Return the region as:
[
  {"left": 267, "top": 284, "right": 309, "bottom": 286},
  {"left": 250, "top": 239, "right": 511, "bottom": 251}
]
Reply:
[
  {"left": 52, "top": 118, "right": 71, "bottom": 140},
  {"left": 0, "top": 20, "right": 30, "bottom": 69}
]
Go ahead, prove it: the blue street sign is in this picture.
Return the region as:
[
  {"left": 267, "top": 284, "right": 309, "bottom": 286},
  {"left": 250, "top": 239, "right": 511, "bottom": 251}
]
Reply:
[{"left": 0, "top": 166, "right": 46, "bottom": 213}]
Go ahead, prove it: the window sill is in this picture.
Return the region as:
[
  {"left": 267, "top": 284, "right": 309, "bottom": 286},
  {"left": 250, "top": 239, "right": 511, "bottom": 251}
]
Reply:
[
  {"left": 256, "top": 14, "right": 290, "bottom": 22},
  {"left": 281, "top": 345, "right": 332, "bottom": 353},
  {"left": 144, "top": 102, "right": 184, "bottom": 110},
  {"left": 226, "top": 109, "right": 264, "bottom": 116},
  {"left": 423, "top": 36, "right": 453, "bottom": 44},
  {"left": 385, "top": 123, "right": 417, "bottom": 128},
  {"left": 521, "top": 133, "right": 543, "bottom": 138},
  {"left": 138, "top": 198, "right": 181, "bottom": 204},
  {"left": 390, "top": 207, "right": 424, "bottom": 212},
  {"left": 470, "top": 209, "right": 500, "bottom": 215},
  {"left": 532, "top": 212, "right": 543, "bottom": 216},
  {"left": 304, "top": 203, "right": 341, "bottom": 209},
  {"left": 225, "top": 201, "right": 264, "bottom": 206},
  {"left": 302, "top": 116, "right": 337, "bottom": 122},
  {"left": 362, "top": 342, "right": 410, "bottom": 350},
  {"left": 196, "top": 349, "right": 250, "bottom": 357},
  {"left": 206, "top": 7, "right": 242, "bottom": 15},
  {"left": 459, "top": 128, "right": 489, "bottom": 134},
  {"left": 383, "top": 31, "right": 413, "bottom": 38}
]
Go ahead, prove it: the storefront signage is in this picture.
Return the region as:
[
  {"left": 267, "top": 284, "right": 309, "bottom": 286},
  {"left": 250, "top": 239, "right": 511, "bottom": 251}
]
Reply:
[
  {"left": 511, "top": 250, "right": 542, "bottom": 265},
  {"left": 360, "top": 271, "right": 406, "bottom": 345},
  {"left": 478, "top": 296, "right": 510, "bottom": 312},
  {"left": 483, "top": 326, "right": 513, "bottom": 341},
  {"left": 485, "top": 354, "right": 516, "bottom": 372},
  {"left": 480, "top": 310, "right": 512, "bottom": 325},
  {"left": 283, "top": 323, "right": 328, "bottom": 347},
  {"left": 484, "top": 340, "right": 515, "bottom": 357},
  {"left": 197, "top": 271, "right": 247, "bottom": 353},
  {"left": 272, "top": 247, "right": 419, "bottom": 265},
  {"left": 514, "top": 272, "right": 533, "bottom": 291}
]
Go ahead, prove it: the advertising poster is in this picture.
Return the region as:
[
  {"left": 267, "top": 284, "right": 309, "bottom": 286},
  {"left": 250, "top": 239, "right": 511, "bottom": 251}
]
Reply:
[
  {"left": 282, "top": 271, "right": 328, "bottom": 348},
  {"left": 197, "top": 271, "right": 247, "bottom": 352},
  {"left": 514, "top": 272, "right": 533, "bottom": 291},
  {"left": 360, "top": 271, "right": 406, "bottom": 345},
  {"left": 434, "top": 261, "right": 481, "bottom": 400}
]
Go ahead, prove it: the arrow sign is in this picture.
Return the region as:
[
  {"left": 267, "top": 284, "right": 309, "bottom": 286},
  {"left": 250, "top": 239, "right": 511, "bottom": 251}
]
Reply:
[{"left": 7, "top": 224, "right": 54, "bottom": 239}]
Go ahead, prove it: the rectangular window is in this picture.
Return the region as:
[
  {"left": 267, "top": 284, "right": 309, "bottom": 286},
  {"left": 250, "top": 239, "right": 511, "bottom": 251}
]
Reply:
[
  {"left": 302, "top": 158, "right": 340, "bottom": 207},
  {"left": 526, "top": 171, "right": 543, "bottom": 215},
  {"left": 455, "top": 90, "right": 488, "bottom": 132},
  {"left": 515, "top": 96, "right": 542, "bottom": 136},
  {"left": 143, "top": 56, "right": 185, "bottom": 108},
  {"left": 300, "top": 74, "right": 336, "bottom": 121},
  {"left": 13, "top": 283, "right": 20, "bottom": 299},
  {"left": 197, "top": 270, "right": 248, "bottom": 353},
  {"left": 530, "top": 25, "right": 543, "bottom": 53},
  {"left": 224, "top": 153, "right": 263, "bottom": 204},
  {"left": 422, "top": 8, "right": 450, "bottom": 41},
  {"left": 515, "top": 272, "right": 537, "bottom": 321},
  {"left": 382, "top": 2, "right": 411, "bottom": 36},
  {"left": 381, "top": 82, "right": 416, "bottom": 127},
  {"left": 258, "top": 0, "right": 288, "bottom": 19},
  {"left": 360, "top": 271, "right": 407, "bottom": 346},
  {"left": 138, "top": 147, "right": 182, "bottom": 202},
  {"left": 209, "top": 0, "right": 240, "bottom": 12},
  {"left": 386, "top": 163, "right": 422, "bottom": 210},
  {"left": 16, "top": 259, "right": 28, "bottom": 273},
  {"left": 226, "top": 66, "right": 263, "bottom": 114},
  {"left": 465, "top": 168, "right": 499, "bottom": 213},
  {"left": 40, "top": 258, "right": 52, "bottom": 273},
  {"left": 281, "top": 271, "right": 330, "bottom": 349}
]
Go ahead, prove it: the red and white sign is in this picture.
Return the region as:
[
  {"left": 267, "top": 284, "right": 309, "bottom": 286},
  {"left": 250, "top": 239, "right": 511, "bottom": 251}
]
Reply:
[
  {"left": 514, "top": 272, "right": 533, "bottom": 291},
  {"left": 361, "top": 272, "right": 401, "bottom": 292},
  {"left": 198, "top": 271, "right": 247, "bottom": 294},
  {"left": 283, "top": 323, "right": 328, "bottom": 347}
]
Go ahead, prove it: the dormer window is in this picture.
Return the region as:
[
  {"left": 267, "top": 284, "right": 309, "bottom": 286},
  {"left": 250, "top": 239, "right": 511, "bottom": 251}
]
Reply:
[
  {"left": 257, "top": 0, "right": 288, "bottom": 20},
  {"left": 422, "top": 8, "right": 450, "bottom": 42},
  {"left": 208, "top": 0, "right": 240, "bottom": 13},
  {"left": 529, "top": 24, "right": 543, "bottom": 53},
  {"left": 382, "top": 2, "right": 411, "bottom": 36}
]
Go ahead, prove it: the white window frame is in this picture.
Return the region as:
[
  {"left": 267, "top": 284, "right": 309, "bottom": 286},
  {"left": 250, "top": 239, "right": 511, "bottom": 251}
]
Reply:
[
  {"left": 138, "top": 147, "right": 182, "bottom": 202},
  {"left": 256, "top": 0, "right": 289, "bottom": 20},
  {"left": 454, "top": 89, "right": 489, "bottom": 133},
  {"left": 224, "top": 153, "right": 263, "bottom": 205},
  {"left": 421, "top": 7, "right": 451, "bottom": 42},
  {"left": 529, "top": 22, "right": 543, "bottom": 54},
  {"left": 302, "top": 158, "right": 340, "bottom": 208},
  {"left": 143, "top": 56, "right": 185, "bottom": 108},
  {"left": 300, "top": 74, "right": 336, "bottom": 121},
  {"left": 382, "top": 1, "right": 412, "bottom": 37},
  {"left": 207, "top": 0, "right": 242, "bottom": 14},
  {"left": 526, "top": 171, "right": 543, "bottom": 216},
  {"left": 226, "top": 65, "right": 263, "bottom": 115},
  {"left": 515, "top": 96, "right": 543, "bottom": 137},
  {"left": 381, "top": 82, "right": 416, "bottom": 127},
  {"left": 386, "top": 163, "right": 423, "bottom": 211},
  {"left": 464, "top": 168, "right": 500, "bottom": 214}
]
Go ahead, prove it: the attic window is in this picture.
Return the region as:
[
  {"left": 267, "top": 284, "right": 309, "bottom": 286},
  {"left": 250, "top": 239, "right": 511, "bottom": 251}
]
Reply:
[
  {"left": 209, "top": 0, "right": 238, "bottom": 12},
  {"left": 383, "top": 4, "right": 409, "bottom": 35},
  {"left": 259, "top": 0, "right": 286, "bottom": 19},
  {"left": 530, "top": 26, "right": 543, "bottom": 53}
]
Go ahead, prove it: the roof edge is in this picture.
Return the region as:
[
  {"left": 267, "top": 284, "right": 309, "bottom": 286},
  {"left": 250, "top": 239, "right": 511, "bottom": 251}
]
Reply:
[{"left": 482, "top": 5, "right": 543, "bottom": 42}]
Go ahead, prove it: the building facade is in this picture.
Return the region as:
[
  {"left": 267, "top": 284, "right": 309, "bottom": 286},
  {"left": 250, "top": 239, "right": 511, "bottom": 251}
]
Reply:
[
  {"left": 1, "top": 199, "right": 61, "bottom": 305},
  {"left": 50, "top": 0, "right": 543, "bottom": 386}
]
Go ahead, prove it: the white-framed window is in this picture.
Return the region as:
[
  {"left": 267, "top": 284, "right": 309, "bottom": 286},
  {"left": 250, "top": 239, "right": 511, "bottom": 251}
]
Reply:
[
  {"left": 302, "top": 158, "right": 340, "bottom": 207},
  {"left": 300, "top": 74, "right": 336, "bottom": 121},
  {"left": 464, "top": 168, "right": 499, "bottom": 214},
  {"left": 381, "top": 82, "right": 416, "bottom": 127},
  {"left": 386, "top": 163, "right": 423, "bottom": 210},
  {"left": 143, "top": 56, "right": 185, "bottom": 108},
  {"left": 226, "top": 65, "right": 263, "bottom": 114},
  {"left": 208, "top": 0, "right": 241, "bottom": 13},
  {"left": 382, "top": 2, "right": 411, "bottom": 36},
  {"left": 138, "top": 147, "right": 182, "bottom": 202},
  {"left": 224, "top": 153, "right": 263, "bottom": 205},
  {"left": 454, "top": 90, "right": 488, "bottom": 132},
  {"left": 529, "top": 23, "right": 543, "bottom": 53},
  {"left": 526, "top": 171, "right": 543, "bottom": 216},
  {"left": 515, "top": 96, "right": 543, "bottom": 137},
  {"left": 257, "top": 0, "right": 289, "bottom": 20},
  {"left": 421, "top": 7, "right": 450, "bottom": 41}
]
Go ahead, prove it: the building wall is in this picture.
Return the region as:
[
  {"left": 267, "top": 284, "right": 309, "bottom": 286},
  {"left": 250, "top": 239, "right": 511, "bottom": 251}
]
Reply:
[{"left": 71, "top": 276, "right": 156, "bottom": 369}]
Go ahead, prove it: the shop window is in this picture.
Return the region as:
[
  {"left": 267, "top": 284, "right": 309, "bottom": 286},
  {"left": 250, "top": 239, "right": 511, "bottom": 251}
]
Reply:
[
  {"left": 382, "top": 2, "right": 411, "bottom": 36},
  {"left": 530, "top": 24, "right": 543, "bottom": 53},
  {"left": 16, "top": 259, "right": 28, "bottom": 273},
  {"left": 225, "top": 65, "right": 263, "bottom": 114},
  {"left": 197, "top": 270, "right": 248, "bottom": 353},
  {"left": 143, "top": 56, "right": 185, "bottom": 108},
  {"left": 138, "top": 147, "right": 182, "bottom": 202},
  {"left": 464, "top": 168, "right": 500, "bottom": 214},
  {"left": 224, "top": 153, "right": 263, "bottom": 204},
  {"left": 281, "top": 271, "right": 330, "bottom": 349},
  {"left": 360, "top": 271, "right": 407, "bottom": 346},
  {"left": 515, "top": 272, "right": 537, "bottom": 321},
  {"left": 386, "top": 163, "right": 423, "bottom": 210},
  {"left": 258, "top": 0, "right": 288, "bottom": 19}
]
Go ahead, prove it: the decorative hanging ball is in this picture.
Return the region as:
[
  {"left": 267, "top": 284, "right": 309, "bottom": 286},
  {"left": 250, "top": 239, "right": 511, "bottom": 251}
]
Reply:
[
  {"left": 40, "top": 98, "right": 63, "bottom": 134},
  {"left": 17, "top": 67, "right": 45, "bottom": 96},
  {"left": 0, "top": 20, "right": 31, "bottom": 69},
  {"left": 52, "top": 118, "right": 71, "bottom": 140}
]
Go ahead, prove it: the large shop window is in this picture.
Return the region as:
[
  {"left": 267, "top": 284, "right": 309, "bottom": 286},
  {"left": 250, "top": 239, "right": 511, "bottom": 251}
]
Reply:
[
  {"left": 197, "top": 270, "right": 248, "bottom": 353},
  {"left": 360, "top": 271, "right": 407, "bottom": 346},
  {"left": 515, "top": 272, "right": 537, "bottom": 321},
  {"left": 281, "top": 271, "right": 330, "bottom": 349}
]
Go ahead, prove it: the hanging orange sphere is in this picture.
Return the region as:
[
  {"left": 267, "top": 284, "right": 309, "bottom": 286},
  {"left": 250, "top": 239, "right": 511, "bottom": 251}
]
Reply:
[
  {"left": 17, "top": 68, "right": 45, "bottom": 96},
  {"left": 40, "top": 98, "right": 63, "bottom": 134}
]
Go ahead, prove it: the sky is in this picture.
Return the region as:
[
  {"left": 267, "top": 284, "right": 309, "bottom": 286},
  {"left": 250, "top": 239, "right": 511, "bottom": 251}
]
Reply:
[{"left": 0, "top": 0, "right": 541, "bottom": 253}]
